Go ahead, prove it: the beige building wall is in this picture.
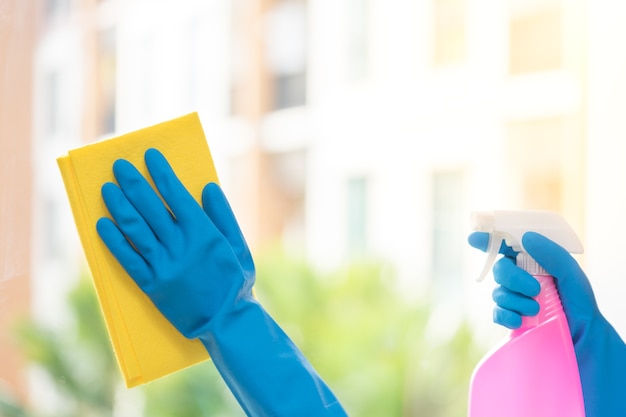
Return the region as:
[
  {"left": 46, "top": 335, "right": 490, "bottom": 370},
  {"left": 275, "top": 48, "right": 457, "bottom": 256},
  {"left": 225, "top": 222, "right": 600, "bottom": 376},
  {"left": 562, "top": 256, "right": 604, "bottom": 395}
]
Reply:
[
  {"left": 0, "top": 0, "right": 38, "bottom": 403},
  {"left": 505, "top": 2, "right": 587, "bottom": 239},
  {"left": 229, "top": 0, "right": 308, "bottom": 251}
]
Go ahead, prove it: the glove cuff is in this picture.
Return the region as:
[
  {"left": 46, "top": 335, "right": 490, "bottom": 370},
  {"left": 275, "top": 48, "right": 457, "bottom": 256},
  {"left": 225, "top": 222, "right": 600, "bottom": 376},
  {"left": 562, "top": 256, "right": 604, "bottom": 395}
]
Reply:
[{"left": 198, "top": 298, "right": 347, "bottom": 416}]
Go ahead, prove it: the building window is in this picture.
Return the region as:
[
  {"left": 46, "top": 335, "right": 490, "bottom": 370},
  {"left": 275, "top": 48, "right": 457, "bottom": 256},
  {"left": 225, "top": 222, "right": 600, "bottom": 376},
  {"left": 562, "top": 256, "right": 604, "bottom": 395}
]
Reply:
[
  {"left": 433, "top": 0, "right": 466, "bottom": 66},
  {"left": 45, "top": 70, "right": 60, "bottom": 135},
  {"left": 97, "top": 28, "right": 117, "bottom": 135},
  {"left": 265, "top": 0, "right": 307, "bottom": 110},
  {"left": 43, "top": 198, "right": 61, "bottom": 259},
  {"left": 229, "top": 0, "right": 249, "bottom": 116},
  {"left": 45, "top": 0, "right": 71, "bottom": 22},
  {"left": 185, "top": 20, "right": 200, "bottom": 111},
  {"left": 431, "top": 170, "right": 465, "bottom": 298},
  {"left": 272, "top": 72, "right": 306, "bottom": 110},
  {"left": 345, "top": 0, "right": 370, "bottom": 80},
  {"left": 509, "top": 8, "right": 562, "bottom": 74},
  {"left": 269, "top": 150, "right": 307, "bottom": 246},
  {"left": 347, "top": 176, "right": 368, "bottom": 255},
  {"left": 44, "top": 69, "right": 67, "bottom": 137},
  {"left": 506, "top": 117, "right": 565, "bottom": 211},
  {"left": 135, "top": 35, "right": 157, "bottom": 121}
]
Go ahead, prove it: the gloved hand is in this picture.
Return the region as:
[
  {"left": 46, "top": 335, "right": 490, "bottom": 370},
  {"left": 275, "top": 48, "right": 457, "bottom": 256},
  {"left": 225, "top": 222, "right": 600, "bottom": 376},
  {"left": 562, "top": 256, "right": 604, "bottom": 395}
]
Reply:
[
  {"left": 97, "top": 148, "right": 347, "bottom": 417},
  {"left": 469, "top": 231, "right": 626, "bottom": 417}
]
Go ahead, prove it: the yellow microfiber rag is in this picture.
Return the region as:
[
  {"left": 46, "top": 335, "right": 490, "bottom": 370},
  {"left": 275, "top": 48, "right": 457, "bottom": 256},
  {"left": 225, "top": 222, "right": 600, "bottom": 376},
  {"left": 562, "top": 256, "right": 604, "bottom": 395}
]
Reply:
[{"left": 57, "top": 112, "right": 216, "bottom": 387}]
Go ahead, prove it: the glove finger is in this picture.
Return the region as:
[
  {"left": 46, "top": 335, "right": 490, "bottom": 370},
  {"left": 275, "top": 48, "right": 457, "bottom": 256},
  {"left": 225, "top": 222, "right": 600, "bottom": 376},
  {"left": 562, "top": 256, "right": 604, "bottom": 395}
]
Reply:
[
  {"left": 522, "top": 231, "right": 599, "bottom": 318},
  {"left": 144, "top": 148, "right": 204, "bottom": 227},
  {"left": 101, "top": 182, "right": 161, "bottom": 259},
  {"left": 112, "top": 159, "right": 177, "bottom": 243},
  {"left": 493, "top": 306, "right": 523, "bottom": 329},
  {"left": 202, "top": 182, "right": 254, "bottom": 272},
  {"left": 468, "top": 231, "right": 518, "bottom": 258},
  {"left": 96, "top": 217, "right": 152, "bottom": 287},
  {"left": 492, "top": 256, "right": 541, "bottom": 298},
  {"left": 492, "top": 285, "right": 540, "bottom": 317}
]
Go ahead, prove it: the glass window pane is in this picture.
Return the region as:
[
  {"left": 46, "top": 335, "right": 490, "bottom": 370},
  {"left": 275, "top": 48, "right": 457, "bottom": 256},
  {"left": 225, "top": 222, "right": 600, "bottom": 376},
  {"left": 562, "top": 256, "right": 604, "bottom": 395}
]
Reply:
[
  {"left": 432, "top": 170, "right": 465, "bottom": 297},
  {"left": 347, "top": 177, "right": 368, "bottom": 255}
]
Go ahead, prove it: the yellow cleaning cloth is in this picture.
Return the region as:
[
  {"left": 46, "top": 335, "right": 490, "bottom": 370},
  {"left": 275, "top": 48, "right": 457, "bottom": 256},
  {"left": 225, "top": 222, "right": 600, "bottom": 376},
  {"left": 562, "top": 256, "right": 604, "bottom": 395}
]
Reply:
[{"left": 57, "top": 113, "right": 216, "bottom": 387}]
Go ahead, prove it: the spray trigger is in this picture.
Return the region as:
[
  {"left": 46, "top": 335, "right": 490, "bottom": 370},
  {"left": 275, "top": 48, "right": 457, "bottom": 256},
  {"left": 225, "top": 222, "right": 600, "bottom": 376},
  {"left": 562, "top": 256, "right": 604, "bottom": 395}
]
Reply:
[
  {"left": 476, "top": 232, "right": 505, "bottom": 282},
  {"left": 471, "top": 210, "right": 584, "bottom": 283}
]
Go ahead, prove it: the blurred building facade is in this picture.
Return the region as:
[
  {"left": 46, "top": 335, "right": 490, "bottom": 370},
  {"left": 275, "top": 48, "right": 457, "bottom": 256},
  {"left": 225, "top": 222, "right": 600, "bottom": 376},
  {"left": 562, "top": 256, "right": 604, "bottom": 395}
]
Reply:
[
  {"left": 0, "top": 0, "right": 37, "bottom": 405},
  {"left": 3, "top": 0, "right": 626, "bottom": 409}
]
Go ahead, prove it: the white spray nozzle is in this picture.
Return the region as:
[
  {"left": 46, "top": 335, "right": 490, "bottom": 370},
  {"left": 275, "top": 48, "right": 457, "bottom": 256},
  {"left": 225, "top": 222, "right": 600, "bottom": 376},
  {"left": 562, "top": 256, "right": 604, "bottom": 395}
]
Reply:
[{"left": 472, "top": 210, "right": 584, "bottom": 282}]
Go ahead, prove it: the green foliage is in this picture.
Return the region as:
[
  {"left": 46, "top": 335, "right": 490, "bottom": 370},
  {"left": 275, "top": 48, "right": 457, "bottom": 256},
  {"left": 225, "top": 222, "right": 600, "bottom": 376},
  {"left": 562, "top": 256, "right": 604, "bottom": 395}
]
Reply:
[
  {"left": 10, "top": 277, "right": 118, "bottom": 416},
  {"left": 255, "top": 248, "right": 483, "bottom": 417},
  {"left": 1, "top": 253, "right": 483, "bottom": 417},
  {"left": 404, "top": 321, "right": 483, "bottom": 416},
  {"left": 0, "top": 390, "right": 29, "bottom": 417},
  {"left": 141, "top": 362, "right": 243, "bottom": 417},
  {"left": 1, "top": 275, "right": 241, "bottom": 417}
]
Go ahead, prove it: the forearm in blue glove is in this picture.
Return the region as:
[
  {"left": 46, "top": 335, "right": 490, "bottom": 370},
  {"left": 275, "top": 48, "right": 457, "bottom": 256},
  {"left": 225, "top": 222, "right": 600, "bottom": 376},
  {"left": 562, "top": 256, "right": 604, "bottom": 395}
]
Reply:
[
  {"left": 469, "top": 231, "right": 626, "bottom": 417},
  {"left": 96, "top": 148, "right": 347, "bottom": 417}
]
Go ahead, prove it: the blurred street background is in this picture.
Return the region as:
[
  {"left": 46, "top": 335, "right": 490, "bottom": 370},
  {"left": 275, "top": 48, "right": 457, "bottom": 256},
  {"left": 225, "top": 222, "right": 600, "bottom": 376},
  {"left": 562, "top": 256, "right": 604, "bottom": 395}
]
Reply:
[{"left": 2, "top": 0, "right": 626, "bottom": 415}]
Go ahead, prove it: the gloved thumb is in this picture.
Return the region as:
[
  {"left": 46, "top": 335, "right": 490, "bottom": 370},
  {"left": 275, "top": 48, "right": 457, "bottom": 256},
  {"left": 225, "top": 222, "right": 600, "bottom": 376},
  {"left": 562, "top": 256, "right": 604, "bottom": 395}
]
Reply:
[
  {"left": 468, "top": 231, "right": 518, "bottom": 258},
  {"left": 201, "top": 182, "right": 255, "bottom": 272},
  {"left": 522, "top": 231, "right": 599, "bottom": 322}
]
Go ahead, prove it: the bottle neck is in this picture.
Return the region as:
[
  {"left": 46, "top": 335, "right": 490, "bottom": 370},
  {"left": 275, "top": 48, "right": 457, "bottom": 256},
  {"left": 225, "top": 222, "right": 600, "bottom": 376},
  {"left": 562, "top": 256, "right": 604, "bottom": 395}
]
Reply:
[
  {"left": 516, "top": 252, "right": 548, "bottom": 276},
  {"left": 512, "top": 253, "right": 565, "bottom": 335}
]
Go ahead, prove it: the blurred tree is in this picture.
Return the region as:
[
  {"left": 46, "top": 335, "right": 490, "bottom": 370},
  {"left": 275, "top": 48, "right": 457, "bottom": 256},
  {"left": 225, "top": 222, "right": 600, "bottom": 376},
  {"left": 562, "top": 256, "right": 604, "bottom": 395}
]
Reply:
[
  {"left": 254, "top": 247, "right": 483, "bottom": 417},
  {"left": 8, "top": 276, "right": 118, "bottom": 417},
  {"left": 141, "top": 360, "right": 243, "bottom": 417},
  {"left": 0, "top": 274, "right": 241, "bottom": 417},
  {"left": 0, "top": 253, "right": 483, "bottom": 417},
  {"left": 0, "top": 390, "right": 29, "bottom": 417}
]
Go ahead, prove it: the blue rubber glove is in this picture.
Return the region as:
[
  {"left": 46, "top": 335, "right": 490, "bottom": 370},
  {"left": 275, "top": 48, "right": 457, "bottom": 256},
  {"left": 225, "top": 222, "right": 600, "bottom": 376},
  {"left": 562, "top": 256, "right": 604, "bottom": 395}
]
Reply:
[
  {"left": 469, "top": 231, "right": 626, "bottom": 417},
  {"left": 96, "top": 148, "right": 347, "bottom": 417}
]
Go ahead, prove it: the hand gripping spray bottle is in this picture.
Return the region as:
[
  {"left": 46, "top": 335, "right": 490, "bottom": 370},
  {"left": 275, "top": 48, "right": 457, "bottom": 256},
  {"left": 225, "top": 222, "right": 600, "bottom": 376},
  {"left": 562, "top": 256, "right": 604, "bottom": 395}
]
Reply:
[{"left": 468, "top": 210, "right": 585, "bottom": 417}]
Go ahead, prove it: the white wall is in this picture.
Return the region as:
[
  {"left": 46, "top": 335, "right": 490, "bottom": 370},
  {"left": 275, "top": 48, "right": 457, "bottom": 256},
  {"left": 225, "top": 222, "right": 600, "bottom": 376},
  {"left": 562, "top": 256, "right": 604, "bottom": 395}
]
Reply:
[{"left": 585, "top": 1, "right": 626, "bottom": 338}]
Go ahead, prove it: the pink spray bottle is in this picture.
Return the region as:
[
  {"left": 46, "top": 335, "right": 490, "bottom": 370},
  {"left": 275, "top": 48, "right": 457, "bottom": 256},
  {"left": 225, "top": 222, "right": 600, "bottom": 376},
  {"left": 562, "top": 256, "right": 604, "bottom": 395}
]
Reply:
[{"left": 468, "top": 210, "right": 585, "bottom": 417}]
